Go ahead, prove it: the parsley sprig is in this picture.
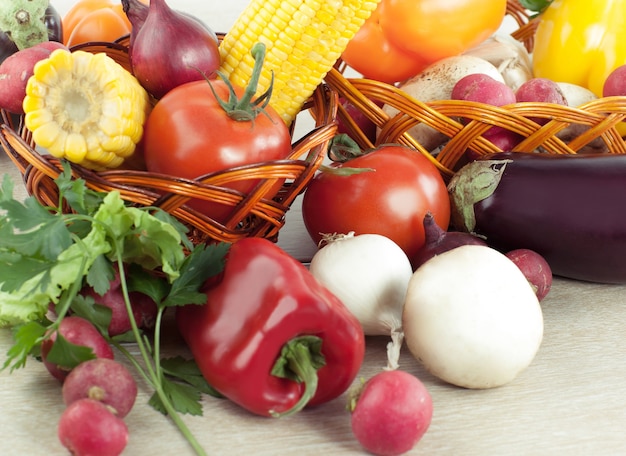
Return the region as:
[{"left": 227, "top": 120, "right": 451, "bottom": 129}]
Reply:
[{"left": 0, "top": 163, "right": 229, "bottom": 456}]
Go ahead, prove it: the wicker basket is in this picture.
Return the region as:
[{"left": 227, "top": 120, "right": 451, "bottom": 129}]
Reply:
[
  {"left": 324, "top": 0, "right": 626, "bottom": 179},
  {"left": 0, "top": 37, "right": 338, "bottom": 245}
]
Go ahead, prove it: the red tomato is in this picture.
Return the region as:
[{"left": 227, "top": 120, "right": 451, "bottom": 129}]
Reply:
[
  {"left": 302, "top": 145, "right": 450, "bottom": 266},
  {"left": 143, "top": 79, "right": 292, "bottom": 223}
]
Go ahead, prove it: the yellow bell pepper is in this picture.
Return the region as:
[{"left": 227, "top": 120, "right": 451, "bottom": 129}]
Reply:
[{"left": 532, "top": 0, "right": 626, "bottom": 97}]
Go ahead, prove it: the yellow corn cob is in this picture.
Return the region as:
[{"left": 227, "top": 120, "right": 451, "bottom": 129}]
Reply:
[
  {"left": 219, "top": 0, "right": 381, "bottom": 125},
  {"left": 23, "top": 49, "right": 150, "bottom": 170}
]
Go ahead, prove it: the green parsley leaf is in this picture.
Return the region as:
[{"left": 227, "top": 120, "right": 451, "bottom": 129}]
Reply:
[
  {"left": 44, "top": 333, "right": 97, "bottom": 370},
  {"left": 2, "top": 321, "right": 47, "bottom": 372},
  {"left": 127, "top": 265, "right": 170, "bottom": 307},
  {"left": 163, "top": 243, "right": 230, "bottom": 307},
  {"left": 86, "top": 254, "right": 116, "bottom": 296},
  {"left": 54, "top": 161, "right": 106, "bottom": 215},
  {"left": 69, "top": 295, "right": 113, "bottom": 336},
  {"left": 149, "top": 377, "right": 203, "bottom": 416},
  {"left": 161, "top": 356, "right": 223, "bottom": 398}
]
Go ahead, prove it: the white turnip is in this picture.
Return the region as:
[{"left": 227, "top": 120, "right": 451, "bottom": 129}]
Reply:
[
  {"left": 349, "top": 370, "right": 433, "bottom": 456},
  {"left": 403, "top": 245, "right": 543, "bottom": 389}
]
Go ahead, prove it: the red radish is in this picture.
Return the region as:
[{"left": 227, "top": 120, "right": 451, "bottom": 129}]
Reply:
[
  {"left": 412, "top": 211, "right": 487, "bottom": 269},
  {"left": 41, "top": 316, "right": 114, "bottom": 382},
  {"left": 451, "top": 73, "right": 517, "bottom": 107},
  {"left": 349, "top": 370, "right": 433, "bottom": 456},
  {"left": 505, "top": 248, "right": 553, "bottom": 301},
  {"left": 451, "top": 73, "right": 520, "bottom": 150},
  {"left": 62, "top": 358, "right": 138, "bottom": 418},
  {"left": 58, "top": 398, "right": 129, "bottom": 456},
  {"left": 80, "top": 265, "right": 158, "bottom": 336},
  {"left": 516, "top": 77, "right": 567, "bottom": 104},
  {"left": 603, "top": 64, "right": 626, "bottom": 97},
  {"left": 515, "top": 78, "right": 567, "bottom": 125}
]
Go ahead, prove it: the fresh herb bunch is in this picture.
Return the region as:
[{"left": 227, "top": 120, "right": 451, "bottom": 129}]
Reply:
[{"left": 0, "top": 163, "right": 229, "bottom": 456}]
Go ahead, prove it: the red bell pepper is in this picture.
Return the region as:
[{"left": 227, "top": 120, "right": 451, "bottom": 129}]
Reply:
[{"left": 175, "top": 237, "right": 365, "bottom": 417}]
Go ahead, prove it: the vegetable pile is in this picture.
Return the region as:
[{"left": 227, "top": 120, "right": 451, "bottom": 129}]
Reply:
[{"left": 2, "top": 0, "right": 626, "bottom": 454}]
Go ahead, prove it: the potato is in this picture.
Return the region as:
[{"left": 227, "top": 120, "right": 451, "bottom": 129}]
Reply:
[{"left": 0, "top": 41, "right": 66, "bottom": 114}]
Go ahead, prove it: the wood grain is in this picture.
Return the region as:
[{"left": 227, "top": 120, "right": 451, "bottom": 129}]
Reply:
[{"left": 2, "top": 2, "right": 626, "bottom": 455}]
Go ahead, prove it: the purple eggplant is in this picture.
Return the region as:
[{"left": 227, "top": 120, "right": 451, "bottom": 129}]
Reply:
[
  {"left": 0, "top": 5, "right": 63, "bottom": 64},
  {"left": 448, "top": 151, "right": 626, "bottom": 284}
]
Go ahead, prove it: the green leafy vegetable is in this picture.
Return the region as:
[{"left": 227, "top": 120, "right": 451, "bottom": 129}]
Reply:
[{"left": 0, "top": 163, "right": 230, "bottom": 456}]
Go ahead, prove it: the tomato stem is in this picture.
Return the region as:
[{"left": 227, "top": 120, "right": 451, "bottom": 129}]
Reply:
[{"left": 201, "top": 42, "right": 274, "bottom": 122}]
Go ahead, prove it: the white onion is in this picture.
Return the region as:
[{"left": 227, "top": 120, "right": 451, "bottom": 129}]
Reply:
[{"left": 309, "top": 232, "right": 413, "bottom": 370}]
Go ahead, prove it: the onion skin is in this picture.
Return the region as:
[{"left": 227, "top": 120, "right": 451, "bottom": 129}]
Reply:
[
  {"left": 127, "top": 0, "right": 220, "bottom": 99},
  {"left": 122, "top": 0, "right": 217, "bottom": 49},
  {"left": 309, "top": 233, "right": 413, "bottom": 370},
  {"left": 449, "top": 152, "right": 626, "bottom": 283},
  {"left": 412, "top": 211, "right": 487, "bottom": 269}
]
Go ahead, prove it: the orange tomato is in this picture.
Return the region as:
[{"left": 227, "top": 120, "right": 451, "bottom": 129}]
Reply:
[
  {"left": 62, "top": 0, "right": 144, "bottom": 47},
  {"left": 342, "top": 0, "right": 508, "bottom": 84}
]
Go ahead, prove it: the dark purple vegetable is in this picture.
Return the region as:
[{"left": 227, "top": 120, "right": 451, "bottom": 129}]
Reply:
[
  {"left": 0, "top": 5, "right": 62, "bottom": 64},
  {"left": 412, "top": 211, "right": 487, "bottom": 269},
  {"left": 121, "top": 0, "right": 217, "bottom": 49},
  {"left": 124, "top": 0, "right": 220, "bottom": 99},
  {"left": 448, "top": 151, "right": 626, "bottom": 283}
]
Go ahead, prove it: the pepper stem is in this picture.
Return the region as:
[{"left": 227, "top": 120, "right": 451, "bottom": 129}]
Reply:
[{"left": 269, "top": 335, "right": 326, "bottom": 418}]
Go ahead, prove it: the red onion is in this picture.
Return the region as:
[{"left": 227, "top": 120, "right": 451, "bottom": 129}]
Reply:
[
  {"left": 125, "top": 0, "right": 220, "bottom": 99},
  {"left": 122, "top": 0, "right": 217, "bottom": 49},
  {"left": 412, "top": 211, "right": 487, "bottom": 269}
]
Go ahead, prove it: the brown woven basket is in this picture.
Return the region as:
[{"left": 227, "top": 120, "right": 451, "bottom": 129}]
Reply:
[
  {"left": 0, "top": 36, "right": 338, "bottom": 245},
  {"left": 324, "top": 0, "right": 626, "bottom": 179}
]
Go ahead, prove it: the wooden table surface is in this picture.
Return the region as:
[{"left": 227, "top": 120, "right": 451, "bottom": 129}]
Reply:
[{"left": 2, "top": 2, "right": 626, "bottom": 455}]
